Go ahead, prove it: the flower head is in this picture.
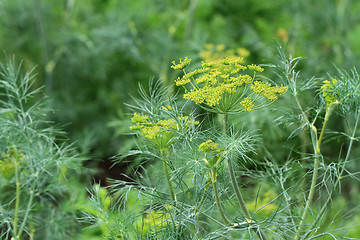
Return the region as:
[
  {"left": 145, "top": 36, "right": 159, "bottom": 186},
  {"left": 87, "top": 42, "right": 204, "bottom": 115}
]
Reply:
[
  {"left": 199, "top": 140, "right": 224, "bottom": 167},
  {"left": 130, "top": 113, "right": 198, "bottom": 149},
  {"left": 321, "top": 79, "right": 338, "bottom": 109},
  {"left": 171, "top": 57, "right": 192, "bottom": 70},
  {"left": 199, "top": 140, "right": 221, "bottom": 153},
  {"left": 172, "top": 56, "right": 287, "bottom": 113},
  {"left": 250, "top": 81, "right": 288, "bottom": 101}
]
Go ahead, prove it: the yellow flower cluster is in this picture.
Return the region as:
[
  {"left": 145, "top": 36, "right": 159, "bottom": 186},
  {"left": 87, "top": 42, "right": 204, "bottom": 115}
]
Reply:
[
  {"left": 321, "top": 79, "right": 338, "bottom": 108},
  {"left": 199, "top": 140, "right": 224, "bottom": 168},
  {"left": 247, "top": 64, "right": 264, "bottom": 72},
  {"left": 130, "top": 113, "right": 199, "bottom": 148},
  {"left": 130, "top": 112, "right": 149, "bottom": 125},
  {"left": 250, "top": 81, "right": 288, "bottom": 101},
  {"left": 240, "top": 97, "right": 255, "bottom": 112},
  {"left": 0, "top": 157, "right": 15, "bottom": 179},
  {"left": 172, "top": 56, "right": 287, "bottom": 113},
  {"left": 170, "top": 57, "right": 191, "bottom": 70},
  {"left": 199, "top": 140, "right": 221, "bottom": 153},
  {"left": 173, "top": 57, "right": 259, "bottom": 108},
  {"left": 130, "top": 114, "right": 177, "bottom": 140}
]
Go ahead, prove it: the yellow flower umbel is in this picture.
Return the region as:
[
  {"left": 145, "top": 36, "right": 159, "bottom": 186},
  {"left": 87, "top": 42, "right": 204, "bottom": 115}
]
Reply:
[
  {"left": 130, "top": 113, "right": 199, "bottom": 150},
  {"left": 199, "top": 140, "right": 223, "bottom": 168},
  {"left": 172, "top": 57, "right": 287, "bottom": 114},
  {"left": 321, "top": 79, "right": 339, "bottom": 110}
]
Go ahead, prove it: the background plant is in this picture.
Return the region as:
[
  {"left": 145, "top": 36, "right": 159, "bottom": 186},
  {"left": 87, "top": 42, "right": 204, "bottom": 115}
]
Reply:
[{"left": 0, "top": 58, "right": 86, "bottom": 240}]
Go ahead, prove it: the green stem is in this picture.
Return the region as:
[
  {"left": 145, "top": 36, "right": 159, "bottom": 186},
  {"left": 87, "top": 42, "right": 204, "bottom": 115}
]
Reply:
[
  {"left": 222, "top": 113, "right": 268, "bottom": 240},
  {"left": 295, "top": 103, "right": 336, "bottom": 239},
  {"left": 195, "top": 180, "right": 211, "bottom": 215},
  {"left": 301, "top": 108, "right": 360, "bottom": 239},
  {"left": 17, "top": 180, "right": 36, "bottom": 238},
  {"left": 279, "top": 175, "right": 296, "bottom": 228},
  {"left": 223, "top": 113, "right": 250, "bottom": 216},
  {"left": 227, "top": 158, "right": 251, "bottom": 218},
  {"left": 294, "top": 96, "right": 310, "bottom": 124},
  {"left": 13, "top": 158, "right": 21, "bottom": 239},
  {"left": 211, "top": 168, "right": 230, "bottom": 225},
  {"left": 161, "top": 150, "right": 177, "bottom": 202},
  {"left": 223, "top": 113, "right": 228, "bottom": 134}
]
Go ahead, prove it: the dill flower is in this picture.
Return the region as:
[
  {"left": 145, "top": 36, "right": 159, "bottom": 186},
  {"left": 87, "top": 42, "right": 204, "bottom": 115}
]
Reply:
[
  {"left": 0, "top": 153, "right": 16, "bottom": 179},
  {"left": 250, "top": 81, "right": 288, "bottom": 101},
  {"left": 199, "top": 140, "right": 221, "bottom": 153},
  {"left": 130, "top": 112, "right": 198, "bottom": 149},
  {"left": 199, "top": 140, "right": 224, "bottom": 168},
  {"left": 247, "top": 64, "right": 264, "bottom": 72},
  {"left": 131, "top": 112, "right": 149, "bottom": 124},
  {"left": 171, "top": 57, "right": 191, "bottom": 70},
  {"left": 240, "top": 97, "right": 255, "bottom": 112},
  {"left": 321, "top": 79, "right": 338, "bottom": 108},
  {"left": 172, "top": 57, "right": 287, "bottom": 114}
]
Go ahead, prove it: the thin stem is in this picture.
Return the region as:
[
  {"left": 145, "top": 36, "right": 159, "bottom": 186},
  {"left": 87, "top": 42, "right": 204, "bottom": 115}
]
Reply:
[
  {"left": 6, "top": 221, "right": 18, "bottom": 240},
  {"left": 160, "top": 150, "right": 177, "bottom": 202},
  {"left": 17, "top": 180, "right": 36, "bottom": 238},
  {"left": 13, "top": 156, "right": 21, "bottom": 239},
  {"left": 222, "top": 113, "right": 268, "bottom": 240},
  {"left": 223, "top": 113, "right": 250, "bottom": 216},
  {"left": 295, "top": 148, "right": 320, "bottom": 239},
  {"left": 211, "top": 168, "right": 230, "bottom": 225},
  {"left": 195, "top": 180, "right": 211, "bottom": 215},
  {"left": 302, "top": 109, "right": 360, "bottom": 239},
  {"left": 295, "top": 103, "right": 336, "bottom": 239},
  {"left": 227, "top": 158, "right": 251, "bottom": 218},
  {"left": 279, "top": 175, "right": 296, "bottom": 228},
  {"left": 223, "top": 113, "right": 228, "bottom": 134},
  {"left": 294, "top": 95, "right": 310, "bottom": 125}
]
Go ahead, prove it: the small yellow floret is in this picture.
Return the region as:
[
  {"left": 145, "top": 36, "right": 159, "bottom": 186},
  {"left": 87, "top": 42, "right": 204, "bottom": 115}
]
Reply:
[
  {"left": 247, "top": 64, "right": 264, "bottom": 72},
  {"left": 240, "top": 97, "right": 255, "bottom": 112},
  {"left": 171, "top": 57, "right": 192, "bottom": 70}
]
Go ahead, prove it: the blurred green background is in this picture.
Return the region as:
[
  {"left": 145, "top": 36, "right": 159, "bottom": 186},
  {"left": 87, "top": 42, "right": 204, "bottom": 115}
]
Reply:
[
  {"left": 1, "top": 0, "right": 360, "bottom": 225},
  {"left": 2, "top": 0, "right": 360, "bottom": 169}
]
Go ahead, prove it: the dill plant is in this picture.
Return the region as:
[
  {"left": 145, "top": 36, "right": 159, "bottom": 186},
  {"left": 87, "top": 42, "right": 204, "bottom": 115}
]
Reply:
[
  {"left": 270, "top": 47, "right": 360, "bottom": 239},
  {"left": 0, "top": 58, "right": 84, "bottom": 240},
  {"left": 85, "top": 57, "right": 286, "bottom": 239},
  {"left": 86, "top": 50, "right": 359, "bottom": 239}
]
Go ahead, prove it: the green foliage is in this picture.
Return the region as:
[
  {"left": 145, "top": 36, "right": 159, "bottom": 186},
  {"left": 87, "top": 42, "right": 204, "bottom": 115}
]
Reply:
[
  {"left": 0, "top": 58, "right": 85, "bottom": 240},
  {"left": 2, "top": 0, "right": 360, "bottom": 165}
]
